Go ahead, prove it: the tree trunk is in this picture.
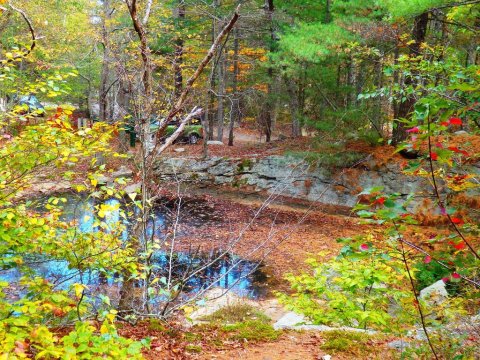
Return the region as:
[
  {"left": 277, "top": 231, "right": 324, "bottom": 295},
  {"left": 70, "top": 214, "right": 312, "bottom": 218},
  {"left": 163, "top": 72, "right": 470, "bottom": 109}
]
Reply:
[
  {"left": 286, "top": 78, "right": 301, "bottom": 137},
  {"left": 392, "top": 12, "right": 429, "bottom": 145},
  {"left": 99, "top": 0, "right": 111, "bottom": 121},
  {"left": 373, "top": 57, "right": 384, "bottom": 135},
  {"left": 262, "top": 0, "right": 275, "bottom": 143},
  {"left": 216, "top": 47, "right": 226, "bottom": 141},
  {"left": 228, "top": 26, "right": 240, "bottom": 146},
  {"left": 325, "top": 0, "right": 332, "bottom": 23},
  {"left": 347, "top": 56, "right": 356, "bottom": 107},
  {"left": 173, "top": 1, "right": 185, "bottom": 101}
]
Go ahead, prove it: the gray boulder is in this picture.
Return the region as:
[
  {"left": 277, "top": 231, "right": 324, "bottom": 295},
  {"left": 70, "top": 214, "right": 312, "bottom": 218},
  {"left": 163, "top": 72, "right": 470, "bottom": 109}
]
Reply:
[
  {"left": 388, "top": 339, "right": 410, "bottom": 351},
  {"left": 112, "top": 166, "right": 133, "bottom": 179},
  {"left": 273, "top": 312, "right": 308, "bottom": 330},
  {"left": 419, "top": 280, "right": 448, "bottom": 305},
  {"left": 207, "top": 140, "right": 224, "bottom": 146}
]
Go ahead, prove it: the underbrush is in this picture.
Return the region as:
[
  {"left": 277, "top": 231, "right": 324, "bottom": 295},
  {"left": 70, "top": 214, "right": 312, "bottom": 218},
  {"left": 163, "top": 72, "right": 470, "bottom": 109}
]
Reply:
[
  {"left": 320, "top": 330, "right": 388, "bottom": 357},
  {"left": 201, "top": 304, "right": 270, "bottom": 324},
  {"left": 203, "top": 304, "right": 280, "bottom": 342},
  {"left": 146, "top": 305, "right": 281, "bottom": 355}
]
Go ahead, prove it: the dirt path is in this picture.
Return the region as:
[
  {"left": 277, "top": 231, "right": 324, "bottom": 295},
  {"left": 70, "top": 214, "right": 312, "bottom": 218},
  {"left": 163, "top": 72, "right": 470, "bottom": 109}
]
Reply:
[{"left": 200, "top": 332, "right": 325, "bottom": 360}]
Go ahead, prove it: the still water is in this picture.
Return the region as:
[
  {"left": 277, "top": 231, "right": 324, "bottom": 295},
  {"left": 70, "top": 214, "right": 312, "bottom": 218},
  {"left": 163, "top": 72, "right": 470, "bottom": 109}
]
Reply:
[{"left": 1, "top": 193, "right": 268, "bottom": 300}]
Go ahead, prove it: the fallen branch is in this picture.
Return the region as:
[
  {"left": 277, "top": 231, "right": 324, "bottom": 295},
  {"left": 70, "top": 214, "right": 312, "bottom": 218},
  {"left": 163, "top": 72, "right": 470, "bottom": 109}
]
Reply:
[{"left": 156, "top": 106, "right": 203, "bottom": 155}]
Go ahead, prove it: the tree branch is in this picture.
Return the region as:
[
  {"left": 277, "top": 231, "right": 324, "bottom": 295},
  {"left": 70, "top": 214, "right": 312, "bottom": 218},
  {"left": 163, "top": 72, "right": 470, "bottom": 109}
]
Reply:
[
  {"left": 156, "top": 107, "right": 203, "bottom": 155},
  {"left": 1, "top": 3, "right": 36, "bottom": 65},
  {"left": 143, "top": 0, "right": 153, "bottom": 25},
  {"left": 433, "top": 0, "right": 480, "bottom": 9},
  {"left": 159, "top": 5, "right": 241, "bottom": 130}
]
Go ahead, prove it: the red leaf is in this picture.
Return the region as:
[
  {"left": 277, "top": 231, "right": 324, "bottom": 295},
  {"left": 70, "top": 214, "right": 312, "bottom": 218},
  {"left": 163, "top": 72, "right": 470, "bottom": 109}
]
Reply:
[
  {"left": 440, "top": 121, "right": 449, "bottom": 127},
  {"left": 442, "top": 277, "right": 449, "bottom": 283},
  {"left": 360, "top": 244, "right": 369, "bottom": 251},
  {"left": 406, "top": 127, "right": 419, "bottom": 133},
  {"left": 373, "top": 197, "right": 386, "bottom": 205},
  {"left": 452, "top": 272, "right": 461, "bottom": 279},
  {"left": 435, "top": 142, "right": 443, "bottom": 148},
  {"left": 454, "top": 242, "right": 466, "bottom": 250},
  {"left": 451, "top": 217, "right": 464, "bottom": 225},
  {"left": 430, "top": 152, "right": 438, "bottom": 161},
  {"left": 449, "top": 117, "right": 462, "bottom": 125},
  {"left": 424, "top": 255, "right": 432, "bottom": 264}
]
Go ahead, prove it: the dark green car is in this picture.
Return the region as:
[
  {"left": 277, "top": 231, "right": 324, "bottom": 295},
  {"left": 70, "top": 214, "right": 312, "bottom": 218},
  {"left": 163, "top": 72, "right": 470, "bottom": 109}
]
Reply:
[
  {"left": 152, "top": 118, "right": 203, "bottom": 144},
  {"left": 126, "top": 117, "right": 203, "bottom": 147}
]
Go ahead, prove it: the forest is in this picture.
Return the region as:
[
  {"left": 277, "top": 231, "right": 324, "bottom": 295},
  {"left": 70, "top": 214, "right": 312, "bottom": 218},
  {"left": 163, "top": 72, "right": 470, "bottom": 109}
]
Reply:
[{"left": 0, "top": 0, "right": 479, "bottom": 359}]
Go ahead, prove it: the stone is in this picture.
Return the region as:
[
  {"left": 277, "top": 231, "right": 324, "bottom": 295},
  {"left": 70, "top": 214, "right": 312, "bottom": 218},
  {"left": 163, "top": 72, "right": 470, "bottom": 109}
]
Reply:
[
  {"left": 207, "top": 140, "right": 224, "bottom": 146},
  {"left": 208, "top": 161, "right": 236, "bottom": 176},
  {"left": 112, "top": 166, "right": 133, "bottom": 179},
  {"left": 419, "top": 280, "right": 448, "bottom": 304},
  {"left": 273, "top": 311, "right": 308, "bottom": 330},
  {"left": 188, "top": 288, "right": 248, "bottom": 323},
  {"left": 388, "top": 340, "right": 410, "bottom": 351},
  {"left": 124, "top": 182, "right": 141, "bottom": 194},
  {"left": 153, "top": 155, "right": 479, "bottom": 210},
  {"left": 174, "top": 147, "right": 185, "bottom": 153},
  {"left": 454, "top": 130, "right": 469, "bottom": 135},
  {"left": 321, "top": 355, "right": 332, "bottom": 360},
  {"left": 471, "top": 313, "right": 480, "bottom": 324},
  {"left": 92, "top": 175, "right": 111, "bottom": 186}
]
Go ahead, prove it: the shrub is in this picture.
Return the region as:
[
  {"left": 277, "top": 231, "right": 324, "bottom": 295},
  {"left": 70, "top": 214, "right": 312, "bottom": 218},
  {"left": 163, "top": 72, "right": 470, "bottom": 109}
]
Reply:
[{"left": 278, "top": 239, "right": 416, "bottom": 332}]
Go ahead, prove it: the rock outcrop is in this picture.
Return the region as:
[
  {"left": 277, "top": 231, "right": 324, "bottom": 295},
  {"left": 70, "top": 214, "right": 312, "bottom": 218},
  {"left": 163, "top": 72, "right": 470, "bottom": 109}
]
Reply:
[{"left": 154, "top": 155, "right": 427, "bottom": 207}]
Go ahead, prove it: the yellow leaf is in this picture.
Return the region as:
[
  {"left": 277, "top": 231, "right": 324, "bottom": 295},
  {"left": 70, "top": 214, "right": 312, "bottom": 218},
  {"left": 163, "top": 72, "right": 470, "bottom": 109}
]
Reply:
[
  {"left": 73, "top": 283, "right": 87, "bottom": 298},
  {"left": 100, "top": 324, "right": 109, "bottom": 334},
  {"left": 182, "top": 306, "right": 194, "bottom": 315}
]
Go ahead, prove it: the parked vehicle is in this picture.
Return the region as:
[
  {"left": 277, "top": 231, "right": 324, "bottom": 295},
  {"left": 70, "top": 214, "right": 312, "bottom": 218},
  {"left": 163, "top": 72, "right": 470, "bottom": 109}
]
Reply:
[
  {"left": 16, "top": 94, "right": 45, "bottom": 116},
  {"left": 125, "top": 116, "right": 203, "bottom": 148},
  {"left": 151, "top": 117, "right": 203, "bottom": 144}
]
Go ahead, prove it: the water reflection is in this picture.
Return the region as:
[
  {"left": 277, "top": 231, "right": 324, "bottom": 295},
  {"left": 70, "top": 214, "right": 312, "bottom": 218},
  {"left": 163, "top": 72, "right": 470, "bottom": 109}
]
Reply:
[{"left": 1, "top": 193, "right": 267, "bottom": 300}]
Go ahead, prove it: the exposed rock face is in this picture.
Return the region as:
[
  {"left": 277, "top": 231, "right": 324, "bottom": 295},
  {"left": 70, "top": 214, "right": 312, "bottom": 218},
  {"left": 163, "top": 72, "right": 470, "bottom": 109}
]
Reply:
[
  {"left": 154, "top": 155, "right": 428, "bottom": 207},
  {"left": 273, "top": 311, "right": 377, "bottom": 334},
  {"left": 419, "top": 280, "right": 449, "bottom": 305}
]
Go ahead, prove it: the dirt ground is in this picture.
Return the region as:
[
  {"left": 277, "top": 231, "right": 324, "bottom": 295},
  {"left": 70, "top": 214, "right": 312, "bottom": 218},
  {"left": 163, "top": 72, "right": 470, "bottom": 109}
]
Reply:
[{"left": 200, "top": 332, "right": 326, "bottom": 360}]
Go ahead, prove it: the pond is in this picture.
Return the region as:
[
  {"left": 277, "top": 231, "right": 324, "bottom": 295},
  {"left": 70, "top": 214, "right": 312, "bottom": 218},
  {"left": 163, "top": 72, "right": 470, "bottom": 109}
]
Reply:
[{"left": 1, "top": 193, "right": 269, "bottom": 302}]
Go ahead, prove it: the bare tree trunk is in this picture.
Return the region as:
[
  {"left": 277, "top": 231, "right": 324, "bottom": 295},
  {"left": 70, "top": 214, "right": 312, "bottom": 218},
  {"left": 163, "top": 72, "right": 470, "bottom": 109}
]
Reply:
[
  {"left": 466, "top": 16, "right": 479, "bottom": 65},
  {"left": 347, "top": 56, "right": 356, "bottom": 107},
  {"left": 262, "top": 0, "right": 275, "bottom": 143},
  {"left": 286, "top": 78, "right": 301, "bottom": 137},
  {"left": 173, "top": 1, "right": 185, "bottom": 101},
  {"left": 118, "top": 0, "right": 155, "bottom": 315},
  {"left": 392, "top": 12, "right": 429, "bottom": 145},
  {"left": 325, "top": 0, "right": 332, "bottom": 23},
  {"left": 118, "top": 0, "right": 240, "bottom": 314},
  {"left": 373, "top": 57, "right": 384, "bottom": 135},
  {"left": 228, "top": 26, "right": 240, "bottom": 146},
  {"left": 207, "top": 10, "right": 217, "bottom": 141},
  {"left": 99, "top": 0, "right": 111, "bottom": 121},
  {"left": 216, "top": 47, "right": 226, "bottom": 141},
  {"left": 207, "top": 88, "right": 215, "bottom": 140}
]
